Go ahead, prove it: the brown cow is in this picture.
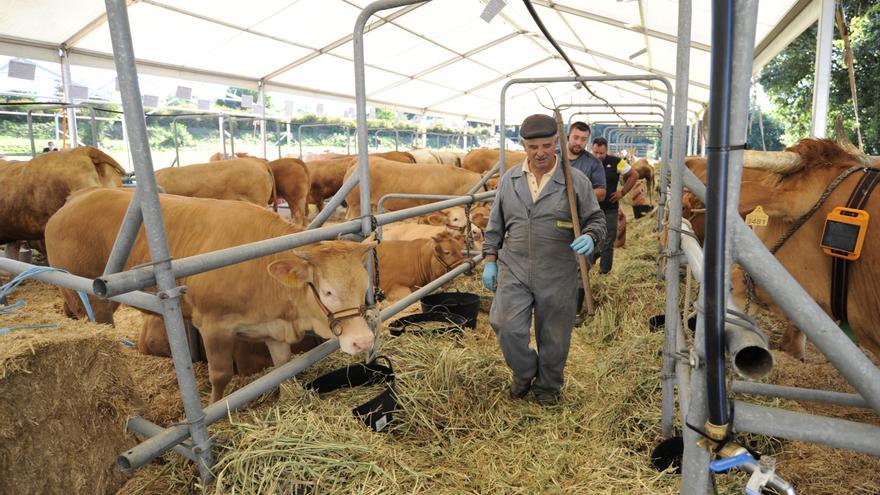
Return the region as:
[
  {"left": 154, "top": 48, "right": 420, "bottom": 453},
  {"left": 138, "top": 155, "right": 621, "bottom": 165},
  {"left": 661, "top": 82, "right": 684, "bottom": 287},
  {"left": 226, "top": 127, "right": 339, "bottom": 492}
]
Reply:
[
  {"left": 305, "top": 152, "right": 417, "bottom": 214},
  {"left": 682, "top": 155, "right": 773, "bottom": 243},
  {"left": 684, "top": 140, "right": 880, "bottom": 362},
  {"left": 304, "top": 151, "right": 415, "bottom": 163},
  {"left": 461, "top": 148, "right": 527, "bottom": 174},
  {"left": 155, "top": 158, "right": 277, "bottom": 211},
  {"left": 305, "top": 156, "right": 357, "bottom": 214},
  {"left": 46, "top": 188, "right": 376, "bottom": 401},
  {"left": 614, "top": 209, "right": 627, "bottom": 248},
  {"left": 343, "top": 158, "right": 482, "bottom": 217},
  {"left": 269, "top": 158, "right": 311, "bottom": 226},
  {"left": 377, "top": 231, "right": 465, "bottom": 300},
  {"left": 633, "top": 158, "right": 655, "bottom": 204},
  {"left": 0, "top": 147, "right": 125, "bottom": 259},
  {"left": 209, "top": 151, "right": 252, "bottom": 161}
]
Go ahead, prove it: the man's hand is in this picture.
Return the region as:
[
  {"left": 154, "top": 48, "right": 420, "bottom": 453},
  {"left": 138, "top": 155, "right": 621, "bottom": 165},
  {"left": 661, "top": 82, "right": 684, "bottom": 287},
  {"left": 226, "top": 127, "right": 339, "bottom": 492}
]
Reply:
[
  {"left": 610, "top": 191, "right": 623, "bottom": 203},
  {"left": 570, "top": 234, "right": 595, "bottom": 255},
  {"left": 482, "top": 261, "right": 498, "bottom": 292}
]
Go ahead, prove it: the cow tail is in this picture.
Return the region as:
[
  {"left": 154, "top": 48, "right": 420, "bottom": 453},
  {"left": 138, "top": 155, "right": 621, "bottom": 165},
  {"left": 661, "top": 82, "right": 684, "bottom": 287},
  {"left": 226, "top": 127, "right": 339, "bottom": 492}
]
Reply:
[{"left": 266, "top": 162, "right": 278, "bottom": 212}]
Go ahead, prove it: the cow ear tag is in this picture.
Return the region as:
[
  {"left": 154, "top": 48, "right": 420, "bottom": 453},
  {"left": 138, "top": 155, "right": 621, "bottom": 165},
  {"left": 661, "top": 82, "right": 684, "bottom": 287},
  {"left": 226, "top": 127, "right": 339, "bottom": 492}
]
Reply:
[
  {"left": 745, "top": 206, "right": 769, "bottom": 227},
  {"left": 820, "top": 207, "right": 869, "bottom": 261}
]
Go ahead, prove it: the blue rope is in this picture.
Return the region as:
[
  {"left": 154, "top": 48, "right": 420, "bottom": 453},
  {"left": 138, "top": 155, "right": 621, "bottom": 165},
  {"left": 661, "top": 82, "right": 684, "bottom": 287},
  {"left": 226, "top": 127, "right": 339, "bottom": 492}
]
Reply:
[
  {"left": 1, "top": 267, "right": 95, "bottom": 322},
  {"left": 0, "top": 324, "right": 62, "bottom": 335}
]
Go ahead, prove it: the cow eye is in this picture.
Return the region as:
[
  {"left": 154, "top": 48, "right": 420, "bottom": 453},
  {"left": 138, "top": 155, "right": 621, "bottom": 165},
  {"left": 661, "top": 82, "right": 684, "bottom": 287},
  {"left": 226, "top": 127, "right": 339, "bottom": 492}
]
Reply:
[
  {"left": 444, "top": 250, "right": 451, "bottom": 255},
  {"left": 324, "top": 290, "right": 333, "bottom": 297}
]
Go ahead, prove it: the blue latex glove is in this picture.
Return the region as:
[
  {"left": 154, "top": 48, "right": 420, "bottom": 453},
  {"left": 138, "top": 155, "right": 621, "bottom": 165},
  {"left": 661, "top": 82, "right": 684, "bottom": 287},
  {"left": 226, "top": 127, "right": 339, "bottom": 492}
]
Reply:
[
  {"left": 482, "top": 261, "right": 497, "bottom": 292},
  {"left": 570, "top": 234, "right": 595, "bottom": 255}
]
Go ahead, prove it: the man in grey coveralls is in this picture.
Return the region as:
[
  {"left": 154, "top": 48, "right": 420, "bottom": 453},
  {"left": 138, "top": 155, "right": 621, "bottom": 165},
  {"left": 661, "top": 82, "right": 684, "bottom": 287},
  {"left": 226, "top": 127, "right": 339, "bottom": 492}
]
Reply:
[{"left": 481, "top": 114, "right": 606, "bottom": 405}]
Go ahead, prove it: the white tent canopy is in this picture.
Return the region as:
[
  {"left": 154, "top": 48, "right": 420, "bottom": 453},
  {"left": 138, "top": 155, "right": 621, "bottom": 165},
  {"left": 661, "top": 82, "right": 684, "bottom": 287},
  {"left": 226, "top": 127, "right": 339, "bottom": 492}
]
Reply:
[{"left": 0, "top": 0, "right": 818, "bottom": 125}]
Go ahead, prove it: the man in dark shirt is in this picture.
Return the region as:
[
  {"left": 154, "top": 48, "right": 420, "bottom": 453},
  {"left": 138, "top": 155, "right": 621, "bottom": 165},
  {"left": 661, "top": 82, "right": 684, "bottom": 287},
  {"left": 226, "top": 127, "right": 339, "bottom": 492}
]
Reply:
[
  {"left": 566, "top": 122, "right": 606, "bottom": 314},
  {"left": 592, "top": 137, "right": 637, "bottom": 274},
  {"left": 42, "top": 141, "right": 58, "bottom": 153}
]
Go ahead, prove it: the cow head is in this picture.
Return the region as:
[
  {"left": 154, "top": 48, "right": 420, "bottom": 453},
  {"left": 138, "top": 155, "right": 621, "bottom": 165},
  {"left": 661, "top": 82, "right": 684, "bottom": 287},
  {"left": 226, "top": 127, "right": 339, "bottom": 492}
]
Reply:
[
  {"left": 738, "top": 141, "right": 867, "bottom": 221},
  {"left": 267, "top": 239, "right": 377, "bottom": 354},
  {"left": 431, "top": 231, "right": 465, "bottom": 271},
  {"left": 469, "top": 205, "right": 490, "bottom": 230}
]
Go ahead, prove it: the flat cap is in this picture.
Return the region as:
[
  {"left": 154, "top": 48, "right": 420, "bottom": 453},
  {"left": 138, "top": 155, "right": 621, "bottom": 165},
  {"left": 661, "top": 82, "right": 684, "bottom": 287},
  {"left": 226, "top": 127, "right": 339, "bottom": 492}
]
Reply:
[{"left": 519, "top": 113, "right": 558, "bottom": 139}]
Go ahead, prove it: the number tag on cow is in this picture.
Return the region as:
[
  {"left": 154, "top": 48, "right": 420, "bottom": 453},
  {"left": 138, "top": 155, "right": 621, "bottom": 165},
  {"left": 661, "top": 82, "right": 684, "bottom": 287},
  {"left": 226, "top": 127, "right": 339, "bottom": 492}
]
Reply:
[
  {"left": 556, "top": 220, "right": 574, "bottom": 229},
  {"left": 745, "top": 206, "right": 769, "bottom": 227}
]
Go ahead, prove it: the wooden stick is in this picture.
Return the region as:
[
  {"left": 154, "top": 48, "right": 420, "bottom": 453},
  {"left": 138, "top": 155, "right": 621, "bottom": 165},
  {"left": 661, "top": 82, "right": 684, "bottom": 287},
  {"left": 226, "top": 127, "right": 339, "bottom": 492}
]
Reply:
[{"left": 554, "top": 110, "right": 595, "bottom": 316}]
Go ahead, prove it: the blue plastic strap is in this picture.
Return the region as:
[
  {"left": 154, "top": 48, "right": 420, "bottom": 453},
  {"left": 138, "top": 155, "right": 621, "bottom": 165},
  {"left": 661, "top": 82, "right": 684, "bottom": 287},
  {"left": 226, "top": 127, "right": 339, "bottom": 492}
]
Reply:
[
  {"left": 709, "top": 453, "right": 755, "bottom": 473},
  {"left": 0, "top": 266, "right": 95, "bottom": 322}
]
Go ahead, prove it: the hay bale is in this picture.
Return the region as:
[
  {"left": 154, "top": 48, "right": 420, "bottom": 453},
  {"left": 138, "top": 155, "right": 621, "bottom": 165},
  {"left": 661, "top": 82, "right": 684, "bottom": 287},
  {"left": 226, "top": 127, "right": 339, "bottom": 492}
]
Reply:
[{"left": 0, "top": 324, "right": 142, "bottom": 494}]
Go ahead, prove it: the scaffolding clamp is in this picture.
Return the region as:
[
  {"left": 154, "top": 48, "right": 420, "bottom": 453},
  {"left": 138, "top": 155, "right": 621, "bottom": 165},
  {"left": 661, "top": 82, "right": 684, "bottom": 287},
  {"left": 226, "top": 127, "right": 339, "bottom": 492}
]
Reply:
[{"left": 157, "top": 285, "right": 188, "bottom": 300}]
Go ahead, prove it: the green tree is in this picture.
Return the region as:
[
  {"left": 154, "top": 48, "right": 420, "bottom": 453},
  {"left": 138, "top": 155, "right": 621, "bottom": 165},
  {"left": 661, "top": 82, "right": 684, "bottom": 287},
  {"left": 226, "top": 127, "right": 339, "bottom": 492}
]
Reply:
[
  {"left": 746, "top": 104, "right": 786, "bottom": 151},
  {"left": 759, "top": 1, "right": 880, "bottom": 153}
]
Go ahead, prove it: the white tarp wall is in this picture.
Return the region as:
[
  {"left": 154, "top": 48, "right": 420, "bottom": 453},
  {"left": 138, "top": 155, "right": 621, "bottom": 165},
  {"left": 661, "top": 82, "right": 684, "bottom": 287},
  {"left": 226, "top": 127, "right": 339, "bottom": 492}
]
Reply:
[{"left": 0, "top": 0, "right": 817, "bottom": 125}]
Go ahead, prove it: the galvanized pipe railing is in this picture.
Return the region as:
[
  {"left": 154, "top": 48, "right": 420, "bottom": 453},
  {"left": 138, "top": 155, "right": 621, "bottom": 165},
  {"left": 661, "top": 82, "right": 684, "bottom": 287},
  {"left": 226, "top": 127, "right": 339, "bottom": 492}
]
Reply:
[
  {"left": 104, "top": 0, "right": 214, "bottom": 482},
  {"left": 297, "top": 123, "right": 355, "bottom": 159},
  {"left": 466, "top": 76, "right": 674, "bottom": 197}
]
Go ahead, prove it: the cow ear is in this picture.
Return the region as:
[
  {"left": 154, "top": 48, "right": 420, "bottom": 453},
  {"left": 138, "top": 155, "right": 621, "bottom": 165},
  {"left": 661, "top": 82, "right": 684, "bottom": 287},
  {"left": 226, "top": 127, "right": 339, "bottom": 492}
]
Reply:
[
  {"left": 358, "top": 239, "right": 378, "bottom": 261},
  {"left": 424, "top": 212, "right": 446, "bottom": 226},
  {"left": 267, "top": 255, "right": 312, "bottom": 288}
]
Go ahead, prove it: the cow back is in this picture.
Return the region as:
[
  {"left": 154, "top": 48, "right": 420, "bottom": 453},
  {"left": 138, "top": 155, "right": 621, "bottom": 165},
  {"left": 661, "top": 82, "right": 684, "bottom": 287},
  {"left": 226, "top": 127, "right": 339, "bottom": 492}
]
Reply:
[
  {"left": 344, "top": 157, "right": 481, "bottom": 214},
  {"left": 0, "top": 146, "right": 125, "bottom": 242},
  {"left": 462, "top": 148, "right": 526, "bottom": 174},
  {"left": 155, "top": 158, "right": 273, "bottom": 206}
]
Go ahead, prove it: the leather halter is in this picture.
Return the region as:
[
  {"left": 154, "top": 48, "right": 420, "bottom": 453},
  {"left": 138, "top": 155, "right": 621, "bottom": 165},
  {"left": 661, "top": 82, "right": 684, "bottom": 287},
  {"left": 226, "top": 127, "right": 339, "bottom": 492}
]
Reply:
[{"left": 306, "top": 282, "right": 366, "bottom": 337}]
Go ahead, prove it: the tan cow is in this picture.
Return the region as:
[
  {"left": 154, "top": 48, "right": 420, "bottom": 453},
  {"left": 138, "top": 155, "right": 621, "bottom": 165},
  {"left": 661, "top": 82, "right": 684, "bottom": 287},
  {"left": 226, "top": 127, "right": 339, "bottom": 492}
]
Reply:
[
  {"left": 269, "top": 158, "right": 311, "bottom": 226},
  {"left": 418, "top": 206, "right": 469, "bottom": 229},
  {"left": 409, "top": 148, "right": 464, "bottom": 166},
  {"left": 343, "top": 158, "right": 482, "bottom": 217},
  {"left": 155, "top": 158, "right": 278, "bottom": 211},
  {"left": 0, "top": 146, "right": 125, "bottom": 259},
  {"left": 409, "top": 148, "right": 442, "bottom": 164},
  {"left": 46, "top": 188, "right": 376, "bottom": 402},
  {"left": 377, "top": 231, "right": 465, "bottom": 300},
  {"left": 381, "top": 223, "right": 483, "bottom": 249},
  {"left": 462, "top": 148, "right": 527, "bottom": 174},
  {"left": 138, "top": 313, "right": 322, "bottom": 376},
  {"left": 209, "top": 151, "right": 252, "bottom": 161}
]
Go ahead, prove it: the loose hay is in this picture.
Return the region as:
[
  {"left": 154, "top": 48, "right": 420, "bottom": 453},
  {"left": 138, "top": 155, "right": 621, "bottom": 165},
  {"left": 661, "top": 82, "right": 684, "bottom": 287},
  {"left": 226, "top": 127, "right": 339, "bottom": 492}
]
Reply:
[
  {"left": 0, "top": 303, "right": 142, "bottom": 495},
  {"left": 6, "top": 208, "right": 880, "bottom": 494}
]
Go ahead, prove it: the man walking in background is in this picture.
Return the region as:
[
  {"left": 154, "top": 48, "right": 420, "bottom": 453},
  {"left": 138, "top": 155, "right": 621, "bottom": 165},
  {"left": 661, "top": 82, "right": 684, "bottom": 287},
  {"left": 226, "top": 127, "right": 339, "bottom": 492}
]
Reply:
[{"left": 591, "top": 137, "right": 637, "bottom": 274}]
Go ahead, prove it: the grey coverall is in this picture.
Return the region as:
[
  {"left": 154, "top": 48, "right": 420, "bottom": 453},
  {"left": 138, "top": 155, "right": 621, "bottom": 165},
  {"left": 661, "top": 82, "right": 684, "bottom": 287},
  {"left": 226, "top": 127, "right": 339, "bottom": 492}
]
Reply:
[{"left": 483, "top": 160, "right": 606, "bottom": 396}]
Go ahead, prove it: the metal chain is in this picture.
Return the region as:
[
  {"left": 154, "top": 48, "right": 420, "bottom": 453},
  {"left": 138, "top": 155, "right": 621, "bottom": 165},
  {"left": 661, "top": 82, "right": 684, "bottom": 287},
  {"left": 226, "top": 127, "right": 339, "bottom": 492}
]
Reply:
[
  {"left": 369, "top": 215, "right": 385, "bottom": 302},
  {"left": 464, "top": 200, "right": 475, "bottom": 254}
]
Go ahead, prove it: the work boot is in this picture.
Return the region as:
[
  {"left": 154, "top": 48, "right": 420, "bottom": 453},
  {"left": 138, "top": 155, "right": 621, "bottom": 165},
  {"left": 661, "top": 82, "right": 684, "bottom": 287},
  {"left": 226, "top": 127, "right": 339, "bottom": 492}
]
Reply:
[
  {"left": 534, "top": 391, "right": 561, "bottom": 406},
  {"left": 508, "top": 375, "right": 533, "bottom": 400}
]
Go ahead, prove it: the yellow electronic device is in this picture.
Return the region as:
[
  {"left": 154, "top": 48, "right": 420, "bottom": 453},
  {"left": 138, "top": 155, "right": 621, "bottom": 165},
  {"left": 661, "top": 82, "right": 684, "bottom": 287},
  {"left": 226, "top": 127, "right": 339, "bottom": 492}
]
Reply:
[{"left": 820, "top": 207, "right": 869, "bottom": 261}]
